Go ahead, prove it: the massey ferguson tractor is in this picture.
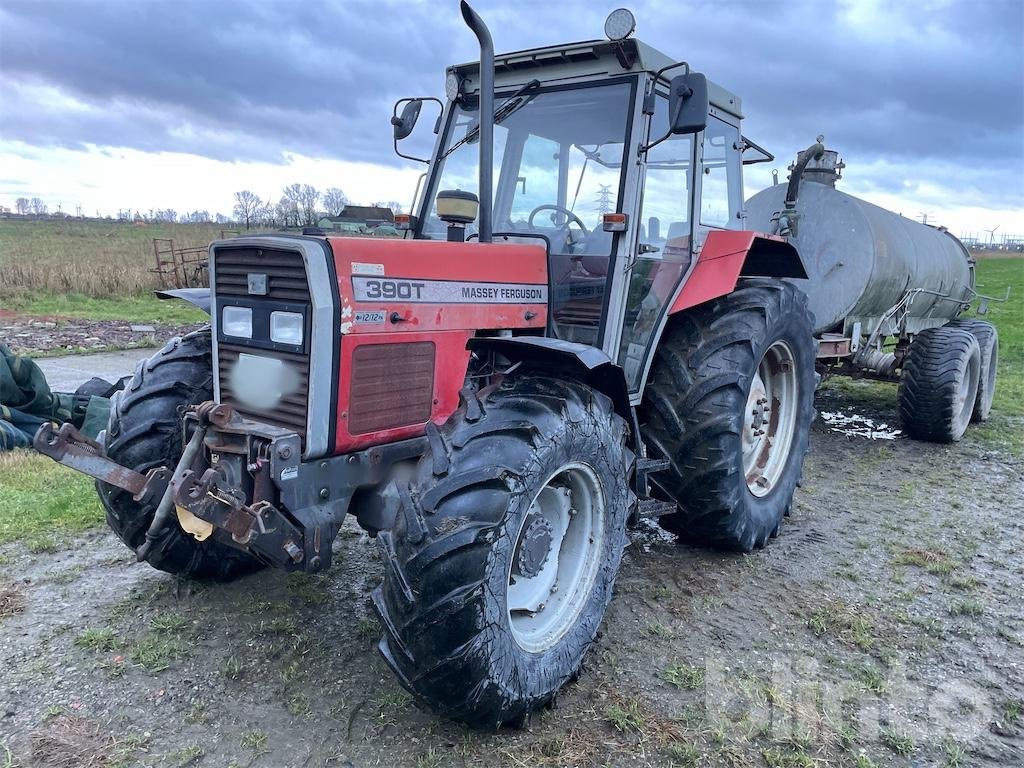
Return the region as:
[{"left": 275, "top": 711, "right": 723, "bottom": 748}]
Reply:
[{"left": 35, "top": 3, "right": 997, "bottom": 727}]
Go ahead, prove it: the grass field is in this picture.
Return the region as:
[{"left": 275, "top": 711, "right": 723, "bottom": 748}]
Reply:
[
  {"left": 0, "top": 451, "right": 104, "bottom": 551},
  {"left": 3, "top": 293, "right": 207, "bottom": 325},
  {"left": 0, "top": 219, "right": 227, "bottom": 299}
]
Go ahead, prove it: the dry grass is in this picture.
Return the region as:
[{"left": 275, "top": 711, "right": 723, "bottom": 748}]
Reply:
[
  {"left": 0, "top": 219, "right": 225, "bottom": 298},
  {"left": 30, "top": 715, "right": 114, "bottom": 768},
  {"left": 0, "top": 584, "right": 26, "bottom": 618}
]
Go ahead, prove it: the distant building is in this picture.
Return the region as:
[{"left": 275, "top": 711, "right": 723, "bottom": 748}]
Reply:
[{"left": 319, "top": 205, "right": 395, "bottom": 231}]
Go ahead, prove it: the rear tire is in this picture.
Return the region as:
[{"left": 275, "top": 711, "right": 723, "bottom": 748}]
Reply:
[
  {"left": 639, "top": 280, "right": 816, "bottom": 552},
  {"left": 372, "top": 375, "right": 632, "bottom": 727},
  {"left": 898, "top": 326, "right": 981, "bottom": 442},
  {"left": 946, "top": 319, "right": 997, "bottom": 422},
  {"left": 99, "top": 330, "right": 263, "bottom": 581}
]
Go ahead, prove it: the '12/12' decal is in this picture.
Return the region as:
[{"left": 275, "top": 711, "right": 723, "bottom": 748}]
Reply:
[
  {"left": 354, "top": 310, "right": 386, "bottom": 324},
  {"left": 351, "top": 277, "right": 548, "bottom": 304}
]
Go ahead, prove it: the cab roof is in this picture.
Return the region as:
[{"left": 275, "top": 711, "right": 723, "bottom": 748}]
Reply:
[{"left": 452, "top": 37, "right": 742, "bottom": 119}]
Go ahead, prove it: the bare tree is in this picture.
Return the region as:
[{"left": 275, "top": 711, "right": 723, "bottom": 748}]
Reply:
[
  {"left": 283, "top": 183, "right": 320, "bottom": 227},
  {"left": 15, "top": 197, "right": 29, "bottom": 215},
  {"left": 386, "top": 200, "right": 405, "bottom": 214},
  {"left": 233, "top": 190, "right": 262, "bottom": 230},
  {"left": 276, "top": 196, "right": 299, "bottom": 228},
  {"left": 322, "top": 187, "right": 349, "bottom": 217},
  {"left": 29, "top": 197, "right": 47, "bottom": 215}
]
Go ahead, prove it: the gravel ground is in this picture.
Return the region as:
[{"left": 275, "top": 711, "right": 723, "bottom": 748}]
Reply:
[
  {"left": 0, "top": 382, "right": 1021, "bottom": 768},
  {"left": 0, "top": 312, "right": 203, "bottom": 357}
]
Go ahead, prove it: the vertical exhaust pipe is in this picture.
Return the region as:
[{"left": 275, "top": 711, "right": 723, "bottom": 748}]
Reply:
[{"left": 460, "top": 1, "right": 493, "bottom": 243}]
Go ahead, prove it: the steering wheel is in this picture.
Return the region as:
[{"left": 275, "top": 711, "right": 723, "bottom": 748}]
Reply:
[{"left": 527, "top": 204, "right": 589, "bottom": 235}]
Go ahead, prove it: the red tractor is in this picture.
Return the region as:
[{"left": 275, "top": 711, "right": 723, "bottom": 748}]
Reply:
[{"left": 40, "top": 3, "right": 876, "bottom": 726}]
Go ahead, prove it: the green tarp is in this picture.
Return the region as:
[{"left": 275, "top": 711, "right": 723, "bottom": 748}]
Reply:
[{"left": 0, "top": 344, "right": 112, "bottom": 451}]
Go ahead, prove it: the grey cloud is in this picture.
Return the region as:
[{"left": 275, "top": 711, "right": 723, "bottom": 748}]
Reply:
[{"left": 0, "top": 0, "right": 1021, "bottom": 205}]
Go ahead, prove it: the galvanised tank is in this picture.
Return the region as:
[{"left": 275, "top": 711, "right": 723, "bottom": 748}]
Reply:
[{"left": 744, "top": 158, "right": 975, "bottom": 336}]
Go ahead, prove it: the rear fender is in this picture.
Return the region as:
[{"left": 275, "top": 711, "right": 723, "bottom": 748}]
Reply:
[
  {"left": 669, "top": 230, "right": 806, "bottom": 314},
  {"left": 466, "top": 336, "right": 634, "bottom": 446}
]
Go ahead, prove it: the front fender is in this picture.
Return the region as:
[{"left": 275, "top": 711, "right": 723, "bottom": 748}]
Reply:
[
  {"left": 155, "top": 288, "right": 212, "bottom": 315},
  {"left": 467, "top": 336, "right": 633, "bottom": 441}
]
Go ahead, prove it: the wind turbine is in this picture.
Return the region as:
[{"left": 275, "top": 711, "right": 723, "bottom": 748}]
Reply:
[{"left": 985, "top": 225, "right": 1000, "bottom": 246}]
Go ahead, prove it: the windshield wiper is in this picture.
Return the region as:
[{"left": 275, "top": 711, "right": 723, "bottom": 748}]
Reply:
[{"left": 441, "top": 79, "right": 541, "bottom": 159}]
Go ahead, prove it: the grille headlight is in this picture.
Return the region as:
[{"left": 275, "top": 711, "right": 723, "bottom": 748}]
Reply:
[
  {"left": 222, "top": 306, "right": 253, "bottom": 339},
  {"left": 270, "top": 311, "right": 304, "bottom": 345}
]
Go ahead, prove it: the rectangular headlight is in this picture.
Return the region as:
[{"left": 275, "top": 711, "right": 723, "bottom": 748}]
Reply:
[
  {"left": 222, "top": 306, "right": 253, "bottom": 339},
  {"left": 270, "top": 311, "right": 304, "bottom": 345}
]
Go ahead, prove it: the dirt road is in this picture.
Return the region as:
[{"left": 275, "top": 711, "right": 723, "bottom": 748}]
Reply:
[{"left": 1, "top": 381, "right": 1021, "bottom": 768}]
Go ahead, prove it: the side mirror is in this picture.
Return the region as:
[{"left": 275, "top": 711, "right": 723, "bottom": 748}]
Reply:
[
  {"left": 391, "top": 99, "right": 423, "bottom": 141},
  {"left": 668, "top": 73, "right": 708, "bottom": 134}
]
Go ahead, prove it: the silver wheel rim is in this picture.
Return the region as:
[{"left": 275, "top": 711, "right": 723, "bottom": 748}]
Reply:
[
  {"left": 507, "top": 462, "right": 605, "bottom": 653},
  {"left": 743, "top": 341, "right": 799, "bottom": 498},
  {"left": 956, "top": 352, "right": 980, "bottom": 431}
]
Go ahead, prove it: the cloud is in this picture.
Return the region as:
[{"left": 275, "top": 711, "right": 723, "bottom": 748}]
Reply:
[{"left": 0, "top": 0, "right": 1021, "bottom": 223}]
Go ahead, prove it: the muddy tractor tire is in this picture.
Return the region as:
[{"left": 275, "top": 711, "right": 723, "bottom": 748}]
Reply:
[
  {"left": 946, "top": 319, "right": 998, "bottom": 422},
  {"left": 639, "top": 279, "right": 816, "bottom": 552},
  {"left": 372, "top": 375, "right": 632, "bottom": 727},
  {"left": 99, "top": 330, "right": 263, "bottom": 581},
  {"left": 898, "top": 326, "right": 981, "bottom": 443}
]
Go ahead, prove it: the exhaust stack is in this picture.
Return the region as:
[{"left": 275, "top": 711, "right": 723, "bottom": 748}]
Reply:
[{"left": 460, "top": 1, "right": 494, "bottom": 243}]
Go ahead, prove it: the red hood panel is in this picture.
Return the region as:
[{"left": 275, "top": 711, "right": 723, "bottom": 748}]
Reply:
[{"left": 328, "top": 237, "right": 549, "bottom": 334}]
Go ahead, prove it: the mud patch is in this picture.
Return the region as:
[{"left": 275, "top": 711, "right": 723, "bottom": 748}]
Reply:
[{"left": 0, "top": 384, "right": 1022, "bottom": 767}]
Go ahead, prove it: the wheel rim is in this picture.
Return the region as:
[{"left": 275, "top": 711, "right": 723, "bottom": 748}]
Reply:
[
  {"left": 507, "top": 462, "right": 605, "bottom": 653},
  {"left": 956, "top": 352, "right": 980, "bottom": 430},
  {"left": 743, "top": 341, "right": 799, "bottom": 498},
  {"left": 983, "top": 342, "right": 997, "bottom": 409}
]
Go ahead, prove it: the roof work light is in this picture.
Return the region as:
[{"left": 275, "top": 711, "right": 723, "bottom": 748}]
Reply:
[{"left": 604, "top": 8, "right": 636, "bottom": 41}]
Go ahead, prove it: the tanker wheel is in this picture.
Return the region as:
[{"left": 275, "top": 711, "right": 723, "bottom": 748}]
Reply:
[
  {"left": 898, "top": 326, "right": 981, "bottom": 442},
  {"left": 639, "top": 279, "right": 816, "bottom": 552},
  {"left": 946, "top": 319, "right": 998, "bottom": 422},
  {"left": 99, "top": 329, "right": 264, "bottom": 581},
  {"left": 372, "top": 375, "right": 632, "bottom": 727}
]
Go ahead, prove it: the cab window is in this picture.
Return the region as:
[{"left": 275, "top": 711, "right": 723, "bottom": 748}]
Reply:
[{"left": 700, "top": 115, "right": 740, "bottom": 228}]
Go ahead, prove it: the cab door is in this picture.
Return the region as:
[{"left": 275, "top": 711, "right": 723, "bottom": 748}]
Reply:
[{"left": 616, "top": 93, "right": 697, "bottom": 390}]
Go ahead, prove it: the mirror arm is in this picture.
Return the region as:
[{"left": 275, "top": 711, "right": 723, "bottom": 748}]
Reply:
[
  {"left": 639, "top": 61, "right": 694, "bottom": 150},
  {"left": 640, "top": 129, "right": 673, "bottom": 155},
  {"left": 391, "top": 97, "right": 444, "bottom": 165}
]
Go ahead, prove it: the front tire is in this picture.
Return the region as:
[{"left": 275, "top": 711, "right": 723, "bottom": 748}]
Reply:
[
  {"left": 99, "top": 330, "right": 263, "bottom": 581},
  {"left": 372, "top": 376, "right": 632, "bottom": 727},
  {"left": 639, "top": 280, "right": 817, "bottom": 551}
]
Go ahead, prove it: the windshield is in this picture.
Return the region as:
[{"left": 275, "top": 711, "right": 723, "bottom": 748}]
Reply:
[{"left": 420, "top": 80, "right": 634, "bottom": 259}]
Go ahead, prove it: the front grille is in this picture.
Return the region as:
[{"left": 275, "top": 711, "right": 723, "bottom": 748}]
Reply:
[
  {"left": 217, "top": 345, "right": 310, "bottom": 438},
  {"left": 348, "top": 342, "right": 435, "bottom": 434},
  {"left": 214, "top": 246, "right": 312, "bottom": 443},
  {"left": 214, "top": 247, "right": 310, "bottom": 302}
]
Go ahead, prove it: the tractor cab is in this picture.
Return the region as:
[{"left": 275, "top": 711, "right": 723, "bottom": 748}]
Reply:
[{"left": 395, "top": 10, "right": 763, "bottom": 392}]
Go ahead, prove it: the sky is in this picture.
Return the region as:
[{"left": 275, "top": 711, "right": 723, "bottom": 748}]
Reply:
[{"left": 1, "top": 0, "right": 1022, "bottom": 238}]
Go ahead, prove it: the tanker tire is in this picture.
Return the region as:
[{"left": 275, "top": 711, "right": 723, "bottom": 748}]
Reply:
[
  {"left": 98, "top": 329, "right": 264, "bottom": 581},
  {"left": 372, "top": 375, "right": 632, "bottom": 727},
  {"left": 639, "top": 279, "right": 816, "bottom": 552},
  {"left": 946, "top": 319, "right": 997, "bottom": 422},
  {"left": 898, "top": 326, "right": 981, "bottom": 442}
]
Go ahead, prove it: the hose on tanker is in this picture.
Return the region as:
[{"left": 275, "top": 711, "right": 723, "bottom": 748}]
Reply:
[
  {"left": 771, "top": 140, "right": 825, "bottom": 236},
  {"left": 784, "top": 141, "right": 826, "bottom": 209}
]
